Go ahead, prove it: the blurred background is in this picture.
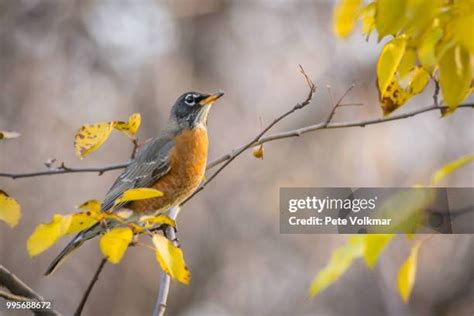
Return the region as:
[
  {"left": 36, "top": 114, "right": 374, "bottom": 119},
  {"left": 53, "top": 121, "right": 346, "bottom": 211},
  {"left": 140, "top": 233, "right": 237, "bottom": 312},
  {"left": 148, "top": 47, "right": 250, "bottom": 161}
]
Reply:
[{"left": 0, "top": 0, "right": 473, "bottom": 315}]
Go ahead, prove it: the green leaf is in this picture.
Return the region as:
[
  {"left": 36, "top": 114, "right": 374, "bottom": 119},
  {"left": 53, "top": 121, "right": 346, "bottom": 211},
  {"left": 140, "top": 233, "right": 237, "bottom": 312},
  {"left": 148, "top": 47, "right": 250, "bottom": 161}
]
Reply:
[
  {"left": 397, "top": 241, "right": 421, "bottom": 303},
  {"left": 333, "top": 0, "right": 363, "bottom": 38},
  {"left": 309, "top": 235, "right": 365, "bottom": 298},
  {"left": 439, "top": 45, "right": 472, "bottom": 112},
  {"left": 377, "top": 36, "right": 407, "bottom": 96},
  {"left": 363, "top": 234, "right": 394, "bottom": 268},
  {"left": 375, "top": 0, "right": 408, "bottom": 40},
  {"left": 431, "top": 154, "right": 474, "bottom": 185}
]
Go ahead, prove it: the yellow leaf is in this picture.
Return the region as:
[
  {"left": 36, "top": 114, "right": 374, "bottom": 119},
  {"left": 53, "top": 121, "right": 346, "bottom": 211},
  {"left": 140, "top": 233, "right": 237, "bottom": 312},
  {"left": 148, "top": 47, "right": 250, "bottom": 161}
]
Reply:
[
  {"left": 139, "top": 215, "right": 176, "bottom": 227},
  {"left": 152, "top": 234, "right": 190, "bottom": 285},
  {"left": 309, "top": 235, "right": 365, "bottom": 298},
  {"left": 27, "top": 214, "right": 72, "bottom": 257},
  {"left": 409, "top": 67, "right": 430, "bottom": 94},
  {"left": 359, "top": 2, "right": 376, "bottom": 38},
  {"left": 74, "top": 122, "right": 114, "bottom": 159},
  {"left": 417, "top": 23, "right": 443, "bottom": 73},
  {"left": 113, "top": 113, "right": 141, "bottom": 138},
  {"left": 439, "top": 45, "right": 472, "bottom": 112},
  {"left": 431, "top": 154, "right": 474, "bottom": 185},
  {"left": 452, "top": 13, "right": 474, "bottom": 55},
  {"left": 380, "top": 66, "right": 430, "bottom": 115},
  {"left": 66, "top": 212, "right": 100, "bottom": 235},
  {"left": 404, "top": 0, "right": 442, "bottom": 38},
  {"left": 99, "top": 227, "right": 133, "bottom": 264},
  {"left": 380, "top": 80, "right": 411, "bottom": 115},
  {"left": 370, "top": 188, "right": 434, "bottom": 234},
  {"left": 398, "top": 48, "right": 417, "bottom": 78},
  {"left": 375, "top": 0, "right": 408, "bottom": 40},
  {"left": 333, "top": 0, "right": 363, "bottom": 38},
  {"left": 397, "top": 241, "right": 421, "bottom": 303},
  {"left": 0, "top": 131, "right": 21, "bottom": 140},
  {"left": 114, "top": 188, "right": 164, "bottom": 206},
  {"left": 377, "top": 37, "right": 407, "bottom": 96},
  {"left": 0, "top": 191, "right": 21, "bottom": 228},
  {"left": 77, "top": 199, "right": 101, "bottom": 213},
  {"left": 363, "top": 234, "right": 394, "bottom": 268}
]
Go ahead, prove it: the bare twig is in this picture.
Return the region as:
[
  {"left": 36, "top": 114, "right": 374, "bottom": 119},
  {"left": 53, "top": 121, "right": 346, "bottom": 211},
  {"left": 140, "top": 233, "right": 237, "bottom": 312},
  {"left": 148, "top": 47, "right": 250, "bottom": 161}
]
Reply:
[
  {"left": 182, "top": 65, "right": 317, "bottom": 205},
  {"left": 152, "top": 206, "right": 180, "bottom": 316},
  {"left": 323, "top": 84, "right": 355, "bottom": 127},
  {"left": 131, "top": 139, "right": 139, "bottom": 159},
  {"left": 73, "top": 258, "right": 107, "bottom": 316},
  {"left": 0, "top": 265, "right": 60, "bottom": 316},
  {"left": 206, "top": 103, "right": 474, "bottom": 170},
  {"left": 0, "top": 163, "right": 128, "bottom": 179},
  {"left": 1, "top": 104, "right": 472, "bottom": 181},
  {"left": 433, "top": 78, "right": 440, "bottom": 107}
]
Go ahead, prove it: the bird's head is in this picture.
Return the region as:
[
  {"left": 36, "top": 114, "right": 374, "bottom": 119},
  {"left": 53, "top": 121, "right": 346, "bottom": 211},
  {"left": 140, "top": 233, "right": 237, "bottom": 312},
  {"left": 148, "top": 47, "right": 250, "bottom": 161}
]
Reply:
[{"left": 170, "top": 91, "right": 224, "bottom": 129}]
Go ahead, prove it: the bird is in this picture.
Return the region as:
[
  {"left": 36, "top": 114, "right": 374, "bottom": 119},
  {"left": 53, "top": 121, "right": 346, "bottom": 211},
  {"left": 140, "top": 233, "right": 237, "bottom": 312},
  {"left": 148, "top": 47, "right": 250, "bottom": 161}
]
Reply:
[{"left": 45, "top": 91, "right": 224, "bottom": 275}]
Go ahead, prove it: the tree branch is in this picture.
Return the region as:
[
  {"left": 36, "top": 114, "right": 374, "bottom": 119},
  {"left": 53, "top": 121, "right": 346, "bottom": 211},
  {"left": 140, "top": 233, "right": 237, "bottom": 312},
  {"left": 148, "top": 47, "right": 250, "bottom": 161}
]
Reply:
[
  {"left": 206, "top": 102, "right": 473, "bottom": 170},
  {"left": 0, "top": 163, "right": 128, "bottom": 179},
  {"left": 0, "top": 265, "right": 60, "bottom": 316},
  {"left": 0, "top": 103, "right": 472, "bottom": 181},
  {"left": 73, "top": 258, "right": 107, "bottom": 316},
  {"left": 152, "top": 206, "right": 180, "bottom": 316},
  {"left": 182, "top": 65, "right": 317, "bottom": 205}
]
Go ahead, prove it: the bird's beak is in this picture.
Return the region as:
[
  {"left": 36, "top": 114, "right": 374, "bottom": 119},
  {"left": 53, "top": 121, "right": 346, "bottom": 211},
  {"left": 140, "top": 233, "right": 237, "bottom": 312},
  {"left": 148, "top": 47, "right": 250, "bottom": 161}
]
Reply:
[{"left": 199, "top": 92, "right": 224, "bottom": 106}]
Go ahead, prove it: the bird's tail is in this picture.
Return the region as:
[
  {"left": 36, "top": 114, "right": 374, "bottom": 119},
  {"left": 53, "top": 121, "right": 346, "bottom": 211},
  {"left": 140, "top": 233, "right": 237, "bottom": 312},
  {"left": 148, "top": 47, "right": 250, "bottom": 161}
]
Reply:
[{"left": 44, "top": 222, "right": 104, "bottom": 276}]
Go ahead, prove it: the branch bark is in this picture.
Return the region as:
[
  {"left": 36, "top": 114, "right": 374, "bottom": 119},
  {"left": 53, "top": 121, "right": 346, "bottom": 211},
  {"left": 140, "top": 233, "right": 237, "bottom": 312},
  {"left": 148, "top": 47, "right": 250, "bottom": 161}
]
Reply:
[
  {"left": 0, "top": 265, "right": 60, "bottom": 316},
  {"left": 152, "top": 206, "right": 180, "bottom": 316},
  {"left": 206, "top": 102, "right": 473, "bottom": 170},
  {"left": 0, "top": 163, "right": 128, "bottom": 179},
  {"left": 73, "top": 258, "right": 107, "bottom": 316},
  {"left": 182, "top": 65, "right": 317, "bottom": 204}
]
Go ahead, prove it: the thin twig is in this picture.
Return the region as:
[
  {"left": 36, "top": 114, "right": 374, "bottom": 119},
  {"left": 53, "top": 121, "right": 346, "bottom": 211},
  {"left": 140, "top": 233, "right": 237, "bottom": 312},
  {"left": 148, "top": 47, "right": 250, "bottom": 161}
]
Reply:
[
  {"left": 0, "top": 265, "right": 60, "bottom": 316},
  {"left": 73, "top": 258, "right": 107, "bottom": 316},
  {"left": 0, "top": 163, "right": 128, "bottom": 179},
  {"left": 1, "top": 103, "right": 472, "bottom": 181},
  {"left": 182, "top": 65, "right": 317, "bottom": 205},
  {"left": 131, "top": 139, "right": 139, "bottom": 159},
  {"left": 433, "top": 78, "right": 440, "bottom": 107},
  {"left": 152, "top": 206, "right": 180, "bottom": 316},
  {"left": 206, "top": 103, "right": 474, "bottom": 170}
]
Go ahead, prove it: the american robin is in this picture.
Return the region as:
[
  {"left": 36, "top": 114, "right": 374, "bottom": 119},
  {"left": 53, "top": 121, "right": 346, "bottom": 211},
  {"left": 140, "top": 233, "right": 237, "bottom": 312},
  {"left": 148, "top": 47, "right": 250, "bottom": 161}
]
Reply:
[{"left": 45, "top": 91, "right": 224, "bottom": 275}]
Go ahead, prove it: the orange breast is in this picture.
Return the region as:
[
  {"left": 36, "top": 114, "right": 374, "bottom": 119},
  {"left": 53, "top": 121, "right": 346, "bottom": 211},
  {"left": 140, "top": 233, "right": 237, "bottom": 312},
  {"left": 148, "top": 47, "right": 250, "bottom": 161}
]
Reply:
[{"left": 131, "top": 127, "right": 208, "bottom": 213}]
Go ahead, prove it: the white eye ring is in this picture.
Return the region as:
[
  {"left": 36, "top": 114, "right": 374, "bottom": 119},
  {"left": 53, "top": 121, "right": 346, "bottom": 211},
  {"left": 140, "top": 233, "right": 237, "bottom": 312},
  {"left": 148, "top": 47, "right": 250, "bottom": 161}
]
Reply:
[{"left": 184, "top": 94, "right": 196, "bottom": 106}]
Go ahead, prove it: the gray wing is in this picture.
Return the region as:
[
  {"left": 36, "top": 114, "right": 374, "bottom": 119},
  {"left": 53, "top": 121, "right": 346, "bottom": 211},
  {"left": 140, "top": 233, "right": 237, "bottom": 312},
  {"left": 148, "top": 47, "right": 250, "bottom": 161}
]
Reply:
[{"left": 101, "top": 136, "right": 175, "bottom": 211}]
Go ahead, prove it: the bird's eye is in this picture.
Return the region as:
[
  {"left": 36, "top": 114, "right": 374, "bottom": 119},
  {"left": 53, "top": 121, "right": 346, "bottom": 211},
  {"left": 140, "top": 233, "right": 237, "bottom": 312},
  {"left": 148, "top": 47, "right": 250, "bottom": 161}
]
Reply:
[{"left": 184, "top": 94, "right": 196, "bottom": 106}]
